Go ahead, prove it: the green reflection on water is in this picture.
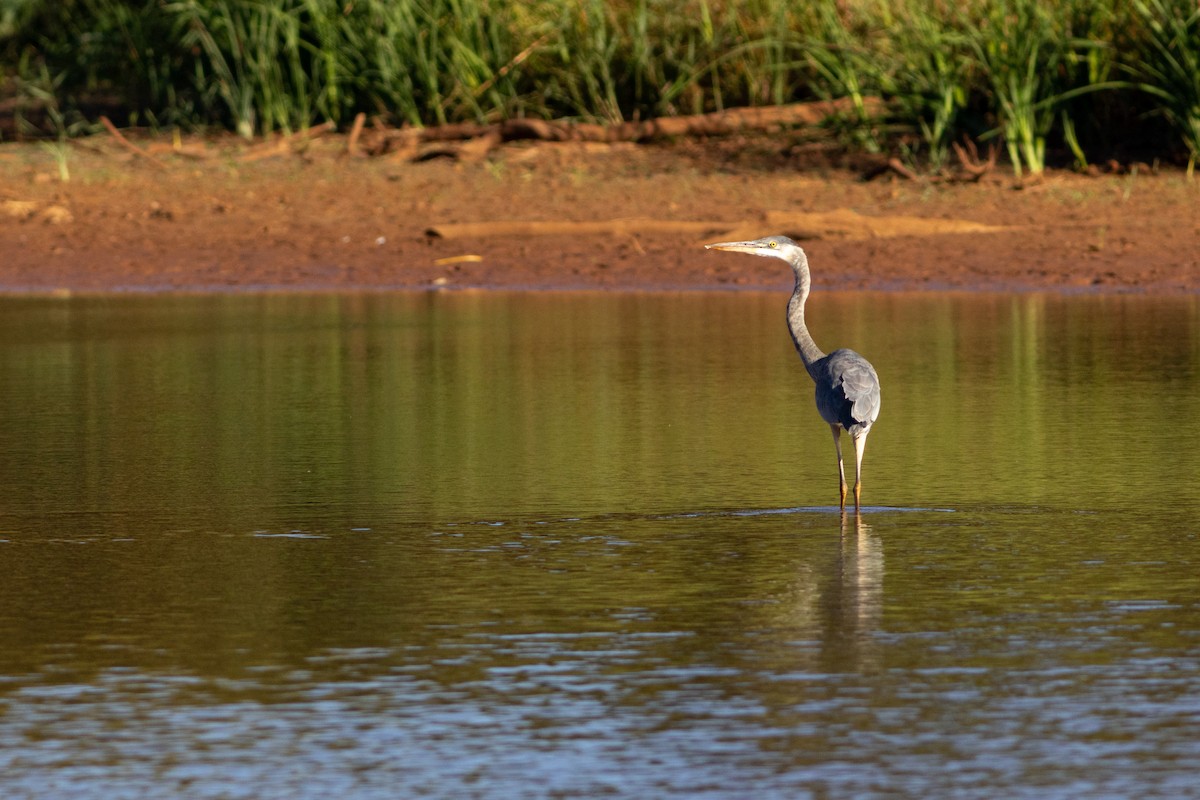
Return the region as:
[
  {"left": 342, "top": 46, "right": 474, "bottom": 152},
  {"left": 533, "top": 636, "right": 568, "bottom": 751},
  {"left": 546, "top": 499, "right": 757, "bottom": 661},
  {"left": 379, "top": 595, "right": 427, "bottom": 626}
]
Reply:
[
  {"left": 0, "top": 291, "right": 1199, "bottom": 796},
  {"left": 2, "top": 292, "right": 1197, "bottom": 526},
  {"left": 0, "top": 290, "right": 1194, "bottom": 668}
]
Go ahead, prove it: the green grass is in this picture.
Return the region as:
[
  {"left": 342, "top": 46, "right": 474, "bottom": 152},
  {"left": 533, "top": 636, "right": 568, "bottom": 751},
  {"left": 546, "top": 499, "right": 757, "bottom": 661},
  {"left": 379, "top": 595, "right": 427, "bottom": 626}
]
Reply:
[
  {"left": 1126, "top": 0, "right": 1200, "bottom": 171},
  {"left": 1, "top": 0, "right": 1199, "bottom": 172}
]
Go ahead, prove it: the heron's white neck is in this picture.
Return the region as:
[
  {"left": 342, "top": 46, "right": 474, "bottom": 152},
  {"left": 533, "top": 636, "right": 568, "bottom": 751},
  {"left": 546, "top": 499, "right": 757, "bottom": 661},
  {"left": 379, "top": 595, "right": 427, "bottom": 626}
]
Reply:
[{"left": 786, "top": 251, "right": 826, "bottom": 379}]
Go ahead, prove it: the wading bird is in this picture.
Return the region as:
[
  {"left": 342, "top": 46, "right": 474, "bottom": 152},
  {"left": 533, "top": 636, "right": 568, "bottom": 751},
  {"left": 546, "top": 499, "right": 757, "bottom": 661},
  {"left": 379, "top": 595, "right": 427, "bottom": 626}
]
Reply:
[{"left": 705, "top": 236, "right": 881, "bottom": 509}]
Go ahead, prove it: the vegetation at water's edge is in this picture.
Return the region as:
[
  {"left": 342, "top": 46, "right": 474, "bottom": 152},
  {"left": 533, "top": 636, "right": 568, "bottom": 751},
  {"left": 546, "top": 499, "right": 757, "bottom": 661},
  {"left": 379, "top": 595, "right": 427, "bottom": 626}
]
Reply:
[{"left": 2, "top": 0, "right": 1199, "bottom": 174}]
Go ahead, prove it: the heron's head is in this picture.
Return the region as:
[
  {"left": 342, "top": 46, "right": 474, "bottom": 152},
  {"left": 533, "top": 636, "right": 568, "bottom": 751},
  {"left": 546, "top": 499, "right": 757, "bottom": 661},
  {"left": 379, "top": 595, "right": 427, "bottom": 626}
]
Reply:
[{"left": 704, "top": 235, "right": 803, "bottom": 262}]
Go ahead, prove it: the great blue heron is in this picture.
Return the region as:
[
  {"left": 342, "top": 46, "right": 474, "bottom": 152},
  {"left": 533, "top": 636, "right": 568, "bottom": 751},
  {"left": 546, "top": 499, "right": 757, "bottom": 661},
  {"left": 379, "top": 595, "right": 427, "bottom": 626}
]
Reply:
[{"left": 705, "top": 235, "right": 881, "bottom": 509}]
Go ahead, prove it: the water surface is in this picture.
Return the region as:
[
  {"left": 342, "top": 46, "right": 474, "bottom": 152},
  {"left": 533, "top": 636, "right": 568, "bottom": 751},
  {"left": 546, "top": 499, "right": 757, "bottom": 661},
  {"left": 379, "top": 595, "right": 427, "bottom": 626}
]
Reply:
[{"left": 0, "top": 291, "right": 1198, "bottom": 798}]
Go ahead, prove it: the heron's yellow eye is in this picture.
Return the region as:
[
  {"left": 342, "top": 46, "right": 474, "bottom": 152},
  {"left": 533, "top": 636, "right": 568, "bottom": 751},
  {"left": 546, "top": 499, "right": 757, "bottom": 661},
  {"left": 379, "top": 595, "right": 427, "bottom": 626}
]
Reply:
[{"left": 768, "top": 240, "right": 778, "bottom": 249}]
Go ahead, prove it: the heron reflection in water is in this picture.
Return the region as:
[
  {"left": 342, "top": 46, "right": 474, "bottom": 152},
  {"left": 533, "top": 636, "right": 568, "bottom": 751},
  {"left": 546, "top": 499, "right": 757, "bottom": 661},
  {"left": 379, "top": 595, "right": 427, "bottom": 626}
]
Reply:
[{"left": 705, "top": 235, "right": 881, "bottom": 510}]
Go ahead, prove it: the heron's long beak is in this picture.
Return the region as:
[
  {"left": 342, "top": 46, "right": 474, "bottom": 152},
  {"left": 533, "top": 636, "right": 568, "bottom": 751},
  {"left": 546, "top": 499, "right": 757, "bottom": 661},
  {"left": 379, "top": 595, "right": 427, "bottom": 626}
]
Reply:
[{"left": 704, "top": 240, "right": 761, "bottom": 253}]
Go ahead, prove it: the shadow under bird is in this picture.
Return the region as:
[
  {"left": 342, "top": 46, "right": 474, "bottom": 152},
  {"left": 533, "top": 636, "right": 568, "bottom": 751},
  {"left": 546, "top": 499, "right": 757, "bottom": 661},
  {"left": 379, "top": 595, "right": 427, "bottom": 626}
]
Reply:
[{"left": 705, "top": 235, "right": 881, "bottom": 509}]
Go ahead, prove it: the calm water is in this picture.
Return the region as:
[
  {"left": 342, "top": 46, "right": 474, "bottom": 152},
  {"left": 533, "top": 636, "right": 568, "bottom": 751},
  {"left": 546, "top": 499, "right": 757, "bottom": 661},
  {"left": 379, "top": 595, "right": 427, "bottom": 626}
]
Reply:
[{"left": 0, "top": 291, "right": 1198, "bottom": 799}]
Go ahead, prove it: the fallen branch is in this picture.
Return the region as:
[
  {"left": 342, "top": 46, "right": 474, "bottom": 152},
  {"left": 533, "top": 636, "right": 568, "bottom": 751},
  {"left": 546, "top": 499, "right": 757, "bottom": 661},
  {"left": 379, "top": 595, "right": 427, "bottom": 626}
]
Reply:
[
  {"left": 602, "top": 99, "right": 885, "bottom": 142},
  {"left": 290, "top": 120, "right": 337, "bottom": 141},
  {"left": 99, "top": 115, "right": 167, "bottom": 169},
  {"left": 368, "top": 98, "right": 884, "bottom": 160},
  {"left": 346, "top": 112, "right": 367, "bottom": 156},
  {"left": 863, "top": 156, "right": 920, "bottom": 182},
  {"left": 239, "top": 120, "right": 337, "bottom": 161},
  {"left": 760, "top": 209, "right": 1011, "bottom": 239},
  {"left": 238, "top": 138, "right": 291, "bottom": 163},
  {"left": 427, "top": 219, "right": 723, "bottom": 239},
  {"left": 952, "top": 139, "right": 997, "bottom": 182},
  {"left": 886, "top": 157, "right": 919, "bottom": 181},
  {"left": 428, "top": 209, "right": 1012, "bottom": 242}
]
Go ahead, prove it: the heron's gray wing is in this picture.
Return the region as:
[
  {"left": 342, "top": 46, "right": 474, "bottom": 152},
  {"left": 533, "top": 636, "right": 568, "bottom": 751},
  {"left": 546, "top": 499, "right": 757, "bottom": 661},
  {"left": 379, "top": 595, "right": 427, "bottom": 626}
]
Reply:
[{"left": 817, "top": 349, "right": 881, "bottom": 432}]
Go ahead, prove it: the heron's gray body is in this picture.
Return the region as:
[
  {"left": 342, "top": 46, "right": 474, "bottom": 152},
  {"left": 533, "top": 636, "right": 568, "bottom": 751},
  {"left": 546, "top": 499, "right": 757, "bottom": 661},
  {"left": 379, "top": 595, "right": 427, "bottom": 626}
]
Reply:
[
  {"left": 706, "top": 234, "right": 881, "bottom": 509},
  {"left": 810, "top": 349, "right": 881, "bottom": 438}
]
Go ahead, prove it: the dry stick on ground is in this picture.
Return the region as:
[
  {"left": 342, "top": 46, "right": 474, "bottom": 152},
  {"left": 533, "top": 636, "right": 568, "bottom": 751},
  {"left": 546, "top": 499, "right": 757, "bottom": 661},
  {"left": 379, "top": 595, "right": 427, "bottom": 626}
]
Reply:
[
  {"left": 346, "top": 112, "right": 367, "bottom": 156},
  {"left": 863, "top": 156, "right": 920, "bottom": 181},
  {"left": 239, "top": 121, "right": 338, "bottom": 162},
  {"left": 600, "top": 99, "right": 885, "bottom": 142},
  {"left": 99, "top": 116, "right": 168, "bottom": 169},
  {"left": 886, "top": 157, "right": 919, "bottom": 180},
  {"left": 427, "top": 211, "right": 1013, "bottom": 242},
  {"left": 952, "top": 140, "right": 998, "bottom": 182},
  {"left": 428, "top": 220, "right": 725, "bottom": 239},
  {"left": 369, "top": 98, "right": 883, "bottom": 159}
]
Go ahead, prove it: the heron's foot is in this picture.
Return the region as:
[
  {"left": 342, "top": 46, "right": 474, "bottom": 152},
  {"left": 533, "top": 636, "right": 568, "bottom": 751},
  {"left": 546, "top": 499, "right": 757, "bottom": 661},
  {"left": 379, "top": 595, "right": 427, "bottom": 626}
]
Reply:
[
  {"left": 839, "top": 481, "right": 848, "bottom": 509},
  {"left": 854, "top": 481, "right": 862, "bottom": 510}
]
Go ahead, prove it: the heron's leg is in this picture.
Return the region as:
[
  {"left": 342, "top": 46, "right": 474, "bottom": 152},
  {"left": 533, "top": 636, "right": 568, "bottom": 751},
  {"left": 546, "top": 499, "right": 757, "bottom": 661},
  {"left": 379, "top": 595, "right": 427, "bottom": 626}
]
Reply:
[
  {"left": 830, "top": 424, "right": 847, "bottom": 508},
  {"left": 852, "top": 431, "right": 869, "bottom": 510}
]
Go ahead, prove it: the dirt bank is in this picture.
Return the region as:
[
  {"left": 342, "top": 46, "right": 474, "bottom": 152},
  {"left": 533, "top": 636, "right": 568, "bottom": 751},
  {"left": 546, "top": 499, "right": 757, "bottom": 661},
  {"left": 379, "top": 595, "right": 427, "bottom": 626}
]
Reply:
[{"left": 1, "top": 133, "right": 1197, "bottom": 295}]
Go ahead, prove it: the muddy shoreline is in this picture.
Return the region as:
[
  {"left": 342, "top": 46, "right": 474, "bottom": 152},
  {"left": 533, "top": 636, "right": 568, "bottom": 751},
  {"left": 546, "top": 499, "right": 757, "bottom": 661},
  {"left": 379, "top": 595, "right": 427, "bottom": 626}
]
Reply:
[{"left": 1, "top": 136, "right": 1197, "bottom": 296}]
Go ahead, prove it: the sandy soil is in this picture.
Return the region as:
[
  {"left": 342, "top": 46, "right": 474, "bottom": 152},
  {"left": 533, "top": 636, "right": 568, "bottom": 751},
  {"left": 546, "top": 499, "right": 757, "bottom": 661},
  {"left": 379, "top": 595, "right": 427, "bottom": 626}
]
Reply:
[{"left": 1, "top": 133, "right": 1197, "bottom": 295}]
